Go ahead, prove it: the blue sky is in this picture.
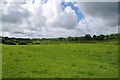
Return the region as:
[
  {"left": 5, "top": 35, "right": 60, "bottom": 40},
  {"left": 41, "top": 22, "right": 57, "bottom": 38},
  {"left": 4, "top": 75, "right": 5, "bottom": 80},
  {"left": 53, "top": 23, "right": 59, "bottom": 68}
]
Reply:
[
  {"left": 31, "top": 0, "right": 84, "bottom": 22},
  {"left": 61, "top": 2, "right": 84, "bottom": 22}
]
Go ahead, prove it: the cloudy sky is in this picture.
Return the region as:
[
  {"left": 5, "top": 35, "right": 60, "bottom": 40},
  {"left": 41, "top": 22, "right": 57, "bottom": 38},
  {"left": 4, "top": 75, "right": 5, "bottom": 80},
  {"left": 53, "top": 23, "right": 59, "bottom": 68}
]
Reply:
[{"left": 0, "top": 0, "right": 118, "bottom": 38}]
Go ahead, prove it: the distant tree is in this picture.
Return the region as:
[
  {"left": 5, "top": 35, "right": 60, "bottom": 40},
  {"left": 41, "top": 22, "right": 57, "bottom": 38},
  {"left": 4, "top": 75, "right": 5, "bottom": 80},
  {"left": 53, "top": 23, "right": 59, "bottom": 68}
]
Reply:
[
  {"left": 35, "top": 42, "right": 40, "bottom": 44},
  {"left": 84, "top": 34, "right": 92, "bottom": 40},
  {"left": 58, "top": 37, "right": 65, "bottom": 41},
  {"left": 42, "top": 38, "right": 46, "bottom": 41},
  {"left": 4, "top": 36, "right": 10, "bottom": 40},
  {"left": 104, "top": 35, "right": 109, "bottom": 40},
  {"left": 74, "top": 37, "right": 79, "bottom": 41},
  {"left": 18, "top": 41, "right": 27, "bottom": 45},
  {"left": 93, "top": 35, "right": 97, "bottom": 40},
  {"left": 0, "top": 36, "right": 2, "bottom": 43},
  {"left": 118, "top": 33, "right": 120, "bottom": 40},
  {"left": 109, "top": 34, "right": 115, "bottom": 40},
  {"left": 96, "top": 34, "right": 105, "bottom": 40},
  {"left": 2, "top": 38, "right": 8, "bottom": 44},
  {"left": 8, "top": 42, "right": 17, "bottom": 45},
  {"left": 114, "top": 34, "right": 119, "bottom": 40},
  {"left": 68, "top": 36, "right": 73, "bottom": 41},
  {"left": 78, "top": 36, "right": 85, "bottom": 41}
]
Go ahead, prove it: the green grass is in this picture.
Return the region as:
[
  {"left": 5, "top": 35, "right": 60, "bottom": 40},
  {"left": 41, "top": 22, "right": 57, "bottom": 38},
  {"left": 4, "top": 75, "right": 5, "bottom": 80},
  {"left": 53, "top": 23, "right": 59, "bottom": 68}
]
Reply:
[
  {"left": 0, "top": 44, "right": 2, "bottom": 79},
  {"left": 2, "top": 42, "right": 118, "bottom": 78}
]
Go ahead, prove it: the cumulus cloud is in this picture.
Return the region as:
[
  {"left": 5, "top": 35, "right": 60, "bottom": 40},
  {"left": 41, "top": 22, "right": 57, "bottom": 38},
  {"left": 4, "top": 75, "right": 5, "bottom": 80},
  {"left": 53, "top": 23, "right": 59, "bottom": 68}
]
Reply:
[
  {"left": 75, "top": 2, "right": 118, "bottom": 35},
  {"left": 76, "top": 16, "right": 118, "bottom": 36},
  {"left": 46, "top": 6, "right": 77, "bottom": 29},
  {"left": 1, "top": 0, "right": 118, "bottom": 38},
  {"left": 2, "top": 4, "right": 31, "bottom": 24},
  {"left": 76, "top": 2, "right": 118, "bottom": 26}
]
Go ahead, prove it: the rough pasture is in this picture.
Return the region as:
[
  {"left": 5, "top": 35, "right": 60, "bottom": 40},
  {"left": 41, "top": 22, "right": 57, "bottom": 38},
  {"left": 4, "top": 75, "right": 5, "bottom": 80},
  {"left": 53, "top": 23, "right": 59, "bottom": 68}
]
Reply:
[{"left": 2, "top": 42, "right": 118, "bottom": 78}]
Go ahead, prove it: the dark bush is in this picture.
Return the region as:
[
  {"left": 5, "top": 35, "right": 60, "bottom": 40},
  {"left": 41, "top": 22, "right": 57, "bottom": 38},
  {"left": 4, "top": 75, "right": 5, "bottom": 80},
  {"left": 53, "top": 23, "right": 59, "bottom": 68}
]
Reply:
[
  {"left": 18, "top": 42, "right": 27, "bottom": 45},
  {"left": 8, "top": 42, "right": 17, "bottom": 45}
]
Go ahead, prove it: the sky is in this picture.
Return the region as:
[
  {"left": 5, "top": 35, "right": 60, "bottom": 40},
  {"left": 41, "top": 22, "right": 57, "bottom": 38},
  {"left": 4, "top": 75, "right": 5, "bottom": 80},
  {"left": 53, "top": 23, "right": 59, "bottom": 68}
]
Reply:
[{"left": 0, "top": 0, "right": 119, "bottom": 38}]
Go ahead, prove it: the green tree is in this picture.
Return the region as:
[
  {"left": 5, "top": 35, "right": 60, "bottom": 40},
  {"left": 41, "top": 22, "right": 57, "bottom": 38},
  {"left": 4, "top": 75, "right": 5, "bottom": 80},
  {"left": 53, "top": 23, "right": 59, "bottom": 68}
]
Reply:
[
  {"left": 68, "top": 36, "right": 73, "bottom": 41},
  {"left": 93, "top": 35, "right": 97, "bottom": 40},
  {"left": 84, "top": 34, "right": 92, "bottom": 40}
]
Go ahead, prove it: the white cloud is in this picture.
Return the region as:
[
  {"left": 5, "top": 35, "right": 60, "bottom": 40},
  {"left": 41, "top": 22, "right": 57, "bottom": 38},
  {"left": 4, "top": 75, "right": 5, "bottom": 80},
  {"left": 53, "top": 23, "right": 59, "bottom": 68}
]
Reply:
[
  {"left": 76, "top": 15, "right": 118, "bottom": 36},
  {"left": 76, "top": 2, "right": 118, "bottom": 26},
  {"left": 75, "top": 2, "right": 118, "bottom": 35},
  {"left": 1, "top": 1, "right": 118, "bottom": 38},
  {"left": 46, "top": 6, "right": 77, "bottom": 29}
]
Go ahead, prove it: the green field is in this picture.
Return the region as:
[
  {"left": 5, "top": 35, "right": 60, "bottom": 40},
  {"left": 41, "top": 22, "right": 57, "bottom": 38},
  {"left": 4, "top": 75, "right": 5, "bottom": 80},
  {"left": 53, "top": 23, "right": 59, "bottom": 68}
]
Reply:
[{"left": 2, "top": 42, "right": 118, "bottom": 78}]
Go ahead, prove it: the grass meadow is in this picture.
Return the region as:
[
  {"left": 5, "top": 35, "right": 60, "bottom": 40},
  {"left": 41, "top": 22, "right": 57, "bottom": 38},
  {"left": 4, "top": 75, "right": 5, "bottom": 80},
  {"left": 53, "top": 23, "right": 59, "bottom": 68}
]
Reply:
[{"left": 2, "top": 42, "right": 118, "bottom": 78}]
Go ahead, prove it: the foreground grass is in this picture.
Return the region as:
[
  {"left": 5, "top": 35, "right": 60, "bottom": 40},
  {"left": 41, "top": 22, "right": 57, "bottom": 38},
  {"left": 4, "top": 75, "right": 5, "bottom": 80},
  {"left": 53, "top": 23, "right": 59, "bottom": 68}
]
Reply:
[{"left": 2, "top": 42, "right": 118, "bottom": 78}]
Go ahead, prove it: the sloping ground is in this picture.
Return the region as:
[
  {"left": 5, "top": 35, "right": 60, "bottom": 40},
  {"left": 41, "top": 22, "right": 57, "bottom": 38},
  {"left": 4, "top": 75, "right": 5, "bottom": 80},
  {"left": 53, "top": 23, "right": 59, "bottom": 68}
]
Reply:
[{"left": 2, "top": 42, "right": 118, "bottom": 78}]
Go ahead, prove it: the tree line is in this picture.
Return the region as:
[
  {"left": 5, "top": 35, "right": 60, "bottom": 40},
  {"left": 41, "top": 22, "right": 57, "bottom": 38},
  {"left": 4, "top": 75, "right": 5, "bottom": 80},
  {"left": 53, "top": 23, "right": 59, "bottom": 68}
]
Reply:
[{"left": 0, "top": 33, "right": 120, "bottom": 45}]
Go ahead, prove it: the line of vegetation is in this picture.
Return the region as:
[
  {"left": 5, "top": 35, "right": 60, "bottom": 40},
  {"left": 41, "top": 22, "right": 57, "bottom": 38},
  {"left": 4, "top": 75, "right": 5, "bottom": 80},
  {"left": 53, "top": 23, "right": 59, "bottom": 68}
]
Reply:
[{"left": 0, "top": 33, "right": 120, "bottom": 45}]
